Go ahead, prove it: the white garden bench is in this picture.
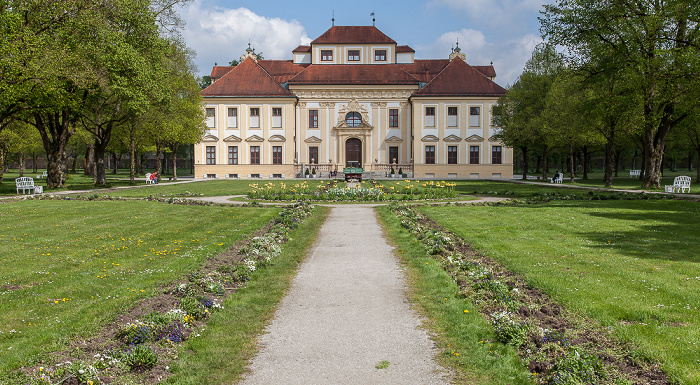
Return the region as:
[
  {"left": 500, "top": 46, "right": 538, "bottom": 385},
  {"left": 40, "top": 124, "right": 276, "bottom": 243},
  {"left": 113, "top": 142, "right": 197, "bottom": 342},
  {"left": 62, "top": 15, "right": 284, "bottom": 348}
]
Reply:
[
  {"left": 665, "top": 176, "right": 691, "bottom": 193},
  {"left": 15, "top": 177, "right": 36, "bottom": 194},
  {"left": 551, "top": 174, "right": 563, "bottom": 184},
  {"left": 629, "top": 170, "right": 641, "bottom": 178},
  {"left": 145, "top": 173, "right": 154, "bottom": 184}
]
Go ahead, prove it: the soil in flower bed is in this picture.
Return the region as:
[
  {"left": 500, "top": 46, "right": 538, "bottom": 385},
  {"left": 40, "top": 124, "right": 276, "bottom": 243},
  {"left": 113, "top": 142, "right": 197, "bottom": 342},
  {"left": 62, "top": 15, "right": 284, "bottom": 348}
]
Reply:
[
  {"left": 18, "top": 217, "right": 280, "bottom": 384},
  {"left": 400, "top": 206, "right": 669, "bottom": 384}
]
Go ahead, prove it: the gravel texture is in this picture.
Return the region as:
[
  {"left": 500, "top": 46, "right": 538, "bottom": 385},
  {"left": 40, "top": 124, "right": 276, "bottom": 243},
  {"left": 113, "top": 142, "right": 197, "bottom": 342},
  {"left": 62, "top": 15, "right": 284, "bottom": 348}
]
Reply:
[{"left": 239, "top": 205, "right": 450, "bottom": 384}]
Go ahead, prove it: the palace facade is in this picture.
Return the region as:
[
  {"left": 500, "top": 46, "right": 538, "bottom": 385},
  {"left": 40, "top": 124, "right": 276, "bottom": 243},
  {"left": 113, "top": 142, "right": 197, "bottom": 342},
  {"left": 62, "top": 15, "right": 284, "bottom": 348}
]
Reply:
[{"left": 195, "top": 26, "right": 512, "bottom": 179}]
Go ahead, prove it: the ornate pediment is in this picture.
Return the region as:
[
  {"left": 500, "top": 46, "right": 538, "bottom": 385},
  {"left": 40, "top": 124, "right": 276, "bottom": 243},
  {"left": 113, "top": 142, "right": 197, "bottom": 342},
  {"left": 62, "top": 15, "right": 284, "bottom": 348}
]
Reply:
[
  {"left": 335, "top": 98, "right": 373, "bottom": 129},
  {"left": 305, "top": 136, "right": 322, "bottom": 143},
  {"left": 444, "top": 134, "right": 462, "bottom": 142},
  {"left": 466, "top": 134, "right": 484, "bottom": 142},
  {"left": 421, "top": 135, "right": 439, "bottom": 142},
  {"left": 269, "top": 135, "right": 286, "bottom": 142},
  {"left": 246, "top": 135, "right": 264, "bottom": 142},
  {"left": 223, "top": 135, "right": 241, "bottom": 142},
  {"left": 489, "top": 136, "right": 501, "bottom": 142},
  {"left": 386, "top": 135, "right": 403, "bottom": 143},
  {"left": 202, "top": 135, "right": 219, "bottom": 142}
]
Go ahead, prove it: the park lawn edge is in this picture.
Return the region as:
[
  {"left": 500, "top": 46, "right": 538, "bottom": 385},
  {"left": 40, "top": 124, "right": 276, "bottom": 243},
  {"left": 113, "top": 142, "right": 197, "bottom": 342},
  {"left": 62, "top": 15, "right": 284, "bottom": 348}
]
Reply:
[
  {"left": 164, "top": 205, "right": 330, "bottom": 384},
  {"left": 376, "top": 206, "right": 534, "bottom": 385}
]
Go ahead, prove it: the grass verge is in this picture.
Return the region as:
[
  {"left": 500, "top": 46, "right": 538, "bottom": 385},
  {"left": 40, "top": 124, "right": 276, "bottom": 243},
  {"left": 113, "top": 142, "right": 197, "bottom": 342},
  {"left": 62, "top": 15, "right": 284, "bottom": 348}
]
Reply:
[
  {"left": 0, "top": 199, "right": 278, "bottom": 379},
  {"left": 164, "top": 205, "right": 330, "bottom": 384},
  {"left": 418, "top": 199, "right": 699, "bottom": 384},
  {"left": 377, "top": 206, "right": 533, "bottom": 385}
]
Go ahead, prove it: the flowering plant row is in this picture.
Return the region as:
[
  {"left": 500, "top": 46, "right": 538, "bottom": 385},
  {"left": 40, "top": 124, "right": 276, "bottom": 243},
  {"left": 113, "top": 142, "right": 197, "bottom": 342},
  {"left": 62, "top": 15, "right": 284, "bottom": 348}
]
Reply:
[
  {"left": 247, "top": 180, "right": 457, "bottom": 202},
  {"left": 26, "top": 201, "right": 315, "bottom": 385},
  {"left": 390, "top": 203, "right": 643, "bottom": 384}
]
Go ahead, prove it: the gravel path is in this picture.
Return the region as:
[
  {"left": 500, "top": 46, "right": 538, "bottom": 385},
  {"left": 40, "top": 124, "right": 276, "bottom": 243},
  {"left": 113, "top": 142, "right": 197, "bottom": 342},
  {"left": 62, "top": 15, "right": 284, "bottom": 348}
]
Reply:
[{"left": 239, "top": 205, "right": 450, "bottom": 384}]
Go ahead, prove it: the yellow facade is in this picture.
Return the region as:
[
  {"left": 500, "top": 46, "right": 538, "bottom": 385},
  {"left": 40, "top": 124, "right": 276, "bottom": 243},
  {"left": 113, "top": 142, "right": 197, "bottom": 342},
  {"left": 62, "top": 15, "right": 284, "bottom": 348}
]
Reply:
[{"left": 196, "top": 26, "right": 512, "bottom": 180}]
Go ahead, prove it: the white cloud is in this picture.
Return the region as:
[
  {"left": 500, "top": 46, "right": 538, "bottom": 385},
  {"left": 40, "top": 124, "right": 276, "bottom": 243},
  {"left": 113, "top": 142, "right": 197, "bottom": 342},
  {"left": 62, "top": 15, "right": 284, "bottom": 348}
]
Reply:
[
  {"left": 181, "top": 2, "right": 310, "bottom": 74},
  {"left": 415, "top": 29, "right": 486, "bottom": 60},
  {"left": 417, "top": 30, "right": 542, "bottom": 87}
]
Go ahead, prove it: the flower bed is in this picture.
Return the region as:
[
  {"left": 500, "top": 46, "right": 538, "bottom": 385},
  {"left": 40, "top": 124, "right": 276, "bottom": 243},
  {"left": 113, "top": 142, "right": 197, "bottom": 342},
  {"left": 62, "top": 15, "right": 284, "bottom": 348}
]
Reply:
[
  {"left": 247, "top": 180, "right": 456, "bottom": 202},
  {"left": 22, "top": 201, "right": 315, "bottom": 385},
  {"left": 390, "top": 203, "right": 668, "bottom": 384}
]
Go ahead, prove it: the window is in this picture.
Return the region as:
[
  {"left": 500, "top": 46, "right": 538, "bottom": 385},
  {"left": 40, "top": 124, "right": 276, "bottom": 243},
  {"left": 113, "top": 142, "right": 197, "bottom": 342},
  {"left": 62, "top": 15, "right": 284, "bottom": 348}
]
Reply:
[
  {"left": 250, "top": 146, "right": 260, "bottom": 164},
  {"left": 470, "top": 146, "right": 480, "bottom": 164},
  {"left": 389, "top": 109, "right": 398, "bottom": 127},
  {"left": 492, "top": 146, "right": 502, "bottom": 164},
  {"left": 321, "top": 50, "right": 333, "bottom": 61},
  {"left": 309, "top": 110, "right": 318, "bottom": 128},
  {"left": 448, "top": 146, "right": 458, "bottom": 164},
  {"left": 272, "top": 107, "right": 282, "bottom": 128},
  {"left": 250, "top": 107, "right": 260, "bottom": 128},
  {"left": 206, "top": 146, "right": 215, "bottom": 165},
  {"left": 309, "top": 146, "right": 318, "bottom": 164},
  {"left": 228, "top": 146, "right": 238, "bottom": 165},
  {"left": 425, "top": 106, "right": 435, "bottom": 127},
  {"left": 227, "top": 107, "right": 237, "bottom": 128},
  {"left": 348, "top": 49, "right": 360, "bottom": 61},
  {"left": 448, "top": 106, "right": 458, "bottom": 127},
  {"left": 389, "top": 146, "right": 399, "bottom": 164},
  {"left": 425, "top": 145, "right": 436, "bottom": 164},
  {"left": 345, "top": 112, "right": 361, "bottom": 127},
  {"left": 375, "top": 49, "right": 387, "bottom": 61},
  {"left": 205, "top": 108, "right": 215, "bottom": 128},
  {"left": 273, "top": 146, "right": 282, "bottom": 165},
  {"left": 470, "top": 106, "right": 481, "bottom": 127}
]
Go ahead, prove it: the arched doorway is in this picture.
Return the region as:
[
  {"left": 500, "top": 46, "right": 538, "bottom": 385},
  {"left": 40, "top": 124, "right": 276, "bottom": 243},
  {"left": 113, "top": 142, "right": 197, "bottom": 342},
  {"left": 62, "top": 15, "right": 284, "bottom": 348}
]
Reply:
[{"left": 345, "top": 138, "right": 362, "bottom": 167}]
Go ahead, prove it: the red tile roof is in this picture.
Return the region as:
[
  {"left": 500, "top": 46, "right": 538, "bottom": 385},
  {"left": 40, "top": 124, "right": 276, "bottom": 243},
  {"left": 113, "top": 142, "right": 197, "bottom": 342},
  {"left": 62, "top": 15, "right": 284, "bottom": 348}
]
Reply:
[
  {"left": 312, "top": 26, "right": 396, "bottom": 44},
  {"left": 288, "top": 64, "right": 419, "bottom": 85},
  {"left": 258, "top": 60, "right": 309, "bottom": 83},
  {"left": 412, "top": 58, "right": 506, "bottom": 97},
  {"left": 210, "top": 66, "right": 234, "bottom": 79},
  {"left": 293, "top": 45, "right": 311, "bottom": 52},
  {"left": 473, "top": 65, "right": 497, "bottom": 78},
  {"left": 396, "top": 45, "right": 415, "bottom": 53},
  {"left": 201, "top": 58, "right": 296, "bottom": 97},
  {"left": 399, "top": 60, "right": 450, "bottom": 82}
]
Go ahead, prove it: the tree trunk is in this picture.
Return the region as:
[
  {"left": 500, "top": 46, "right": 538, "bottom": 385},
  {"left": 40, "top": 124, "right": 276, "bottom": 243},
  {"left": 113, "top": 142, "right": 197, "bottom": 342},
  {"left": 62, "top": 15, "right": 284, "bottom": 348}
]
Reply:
[
  {"left": 129, "top": 122, "right": 136, "bottom": 183},
  {"left": 155, "top": 142, "right": 163, "bottom": 183},
  {"left": 582, "top": 145, "right": 589, "bottom": 180},
  {"left": 94, "top": 139, "right": 108, "bottom": 185},
  {"left": 521, "top": 146, "right": 529, "bottom": 180},
  {"left": 0, "top": 145, "right": 5, "bottom": 183},
  {"left": 604, "top": 140, "right": 615, "bottom": 187},
  {"left": 541, "top": 147, "right": 549, "bottom": 180},
  {"left": 33, "top": 109, "right": 75, "bottom": 188},
  {"left": 171, "top": 144, "right": 179, "bottom": 181},
  {"left": 85, "top": 144, "right": 95, "bottom": 176},
  {"left": 568, "top": 141, "right": 575, "bottom": 182}
]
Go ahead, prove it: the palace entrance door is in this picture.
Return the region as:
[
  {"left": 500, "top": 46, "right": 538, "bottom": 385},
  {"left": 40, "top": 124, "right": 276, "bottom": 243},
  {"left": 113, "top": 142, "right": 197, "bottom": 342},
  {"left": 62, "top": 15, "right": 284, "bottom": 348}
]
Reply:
[{"left": 345, "top": 138, "right": 362, "bottom": 167}]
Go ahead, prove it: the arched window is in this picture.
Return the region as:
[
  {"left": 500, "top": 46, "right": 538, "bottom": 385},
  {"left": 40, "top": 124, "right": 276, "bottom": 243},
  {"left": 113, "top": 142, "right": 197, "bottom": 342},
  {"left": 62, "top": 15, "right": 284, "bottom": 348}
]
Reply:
[{"left": 345, "top": 112, "right": 361, "bottom": 127}]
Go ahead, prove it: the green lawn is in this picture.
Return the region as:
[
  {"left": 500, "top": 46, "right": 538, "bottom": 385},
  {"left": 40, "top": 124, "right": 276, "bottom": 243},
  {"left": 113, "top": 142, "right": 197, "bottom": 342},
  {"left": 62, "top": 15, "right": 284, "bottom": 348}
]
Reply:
[
  {"left": 0, "top": 200, "right": 278, "bottom": 377},
  {"left": 418, "top": 199, "right": 700, "bottom": 384}
]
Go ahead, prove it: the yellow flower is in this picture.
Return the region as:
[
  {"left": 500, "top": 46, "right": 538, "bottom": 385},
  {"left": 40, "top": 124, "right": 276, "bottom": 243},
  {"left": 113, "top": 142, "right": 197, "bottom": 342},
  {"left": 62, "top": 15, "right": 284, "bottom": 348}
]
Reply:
[{"left": 463, "top": 310, "right": 469, "bottom": 313}]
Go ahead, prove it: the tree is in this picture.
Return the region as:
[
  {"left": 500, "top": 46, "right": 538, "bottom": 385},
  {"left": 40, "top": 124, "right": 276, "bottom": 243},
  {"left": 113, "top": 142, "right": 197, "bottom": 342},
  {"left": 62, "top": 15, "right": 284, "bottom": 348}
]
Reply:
[
  {"left": 541, "top": 0, "right": 700, "bottom": 188},
  {"left": 493, "top": 43, "right": 565, "bottom": 179}
]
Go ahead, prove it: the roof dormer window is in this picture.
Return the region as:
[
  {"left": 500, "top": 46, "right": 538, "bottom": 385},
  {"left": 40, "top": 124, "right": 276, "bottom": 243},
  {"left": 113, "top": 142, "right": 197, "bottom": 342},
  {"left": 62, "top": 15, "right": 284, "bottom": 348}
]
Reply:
[
  {"left": 348, "top": 50, "right": 360, "bottom": 61},
  {"left": 321, "top": 50, "right": 333, "bottom": 61},
  {"left": 375, "top": 49, "right": 387, "bottom": 61}
]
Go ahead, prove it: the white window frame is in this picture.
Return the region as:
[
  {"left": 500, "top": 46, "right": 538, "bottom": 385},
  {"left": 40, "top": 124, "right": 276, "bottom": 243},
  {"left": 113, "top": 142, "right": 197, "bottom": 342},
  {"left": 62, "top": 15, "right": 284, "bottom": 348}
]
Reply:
[{"left": 271, "top": 107, "right": 282, "bottom": 128}]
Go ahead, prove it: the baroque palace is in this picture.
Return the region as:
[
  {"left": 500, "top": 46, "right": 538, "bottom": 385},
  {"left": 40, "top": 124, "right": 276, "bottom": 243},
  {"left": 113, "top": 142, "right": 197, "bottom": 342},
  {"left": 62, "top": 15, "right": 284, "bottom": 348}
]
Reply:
[{"left": 195, "top": 25, "right": 512, "bottom": 179}]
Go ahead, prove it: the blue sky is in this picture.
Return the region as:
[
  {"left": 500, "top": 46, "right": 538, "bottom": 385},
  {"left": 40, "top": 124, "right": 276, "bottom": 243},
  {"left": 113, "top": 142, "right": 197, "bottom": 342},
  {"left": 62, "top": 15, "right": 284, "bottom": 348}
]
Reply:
[{"left": 179, "top": 0, "right": 552, "bottom": 87}]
